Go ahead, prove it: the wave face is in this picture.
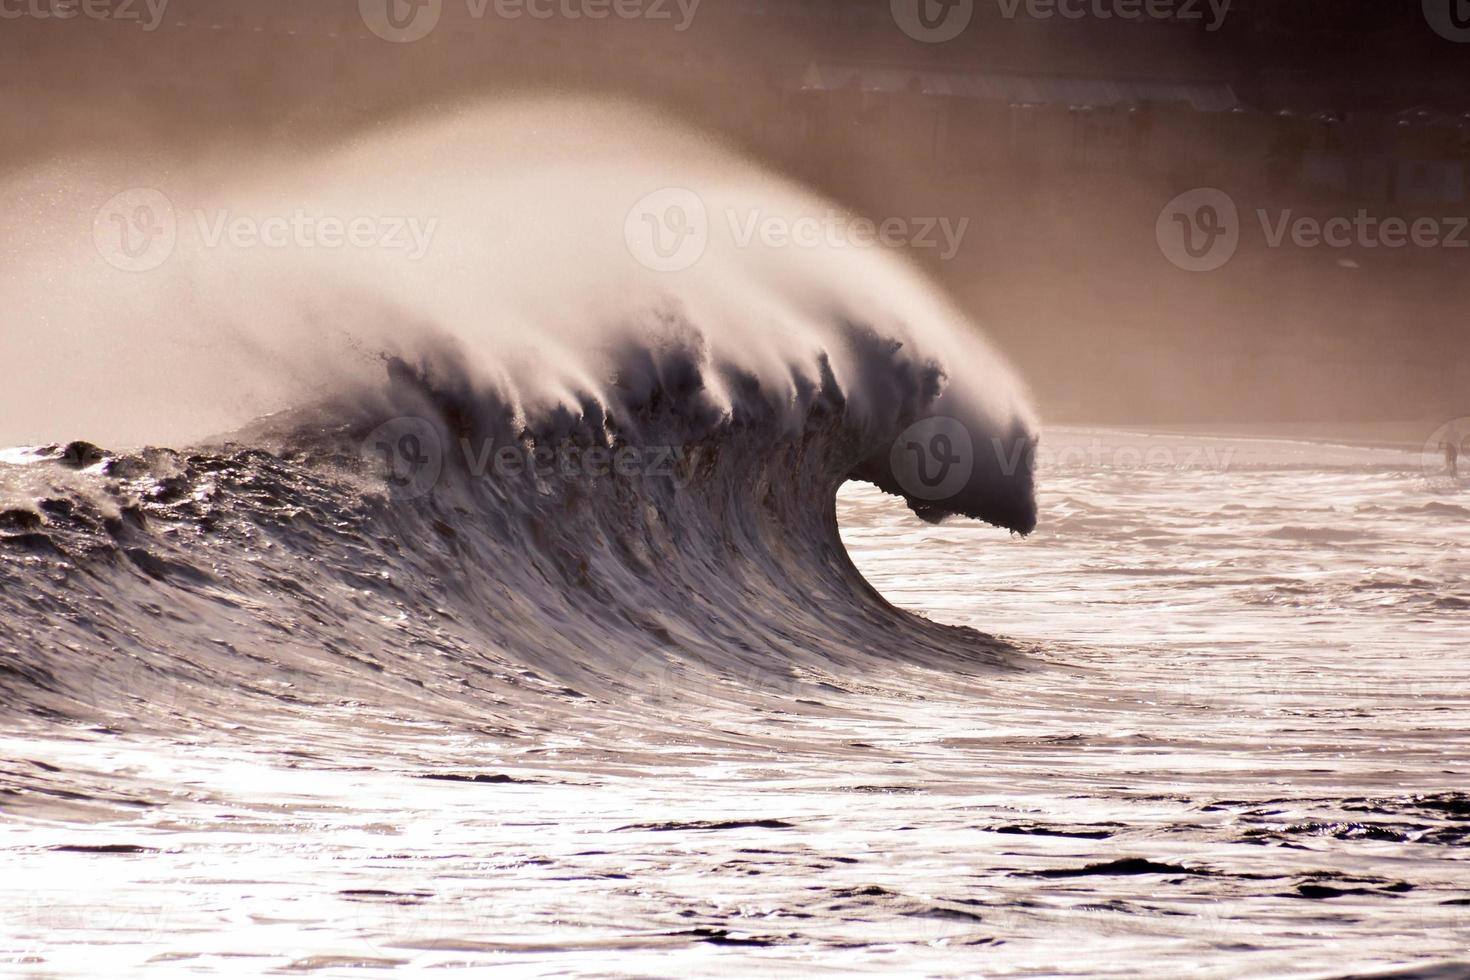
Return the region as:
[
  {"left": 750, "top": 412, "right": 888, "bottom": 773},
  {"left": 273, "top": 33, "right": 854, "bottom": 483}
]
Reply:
[{"left": 0, "top": 99, "right": 1036, "bottom": 725}]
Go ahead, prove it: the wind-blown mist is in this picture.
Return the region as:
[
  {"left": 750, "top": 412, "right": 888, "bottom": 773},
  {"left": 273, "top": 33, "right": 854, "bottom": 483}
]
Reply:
[{"left": 0, "top": 98, "right": 1033, "bottom": 458}]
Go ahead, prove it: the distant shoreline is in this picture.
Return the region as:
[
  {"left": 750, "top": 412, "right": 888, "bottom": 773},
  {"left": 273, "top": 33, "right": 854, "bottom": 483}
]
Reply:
[{"left": 1044, "top": 420, "right": 1448, "bottom": 453}]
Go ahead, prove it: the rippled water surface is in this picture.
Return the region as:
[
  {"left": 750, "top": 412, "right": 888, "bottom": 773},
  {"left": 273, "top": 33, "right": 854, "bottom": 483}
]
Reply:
[{"left": 3, "top": 429, "right": 1468, "bottom": 977}]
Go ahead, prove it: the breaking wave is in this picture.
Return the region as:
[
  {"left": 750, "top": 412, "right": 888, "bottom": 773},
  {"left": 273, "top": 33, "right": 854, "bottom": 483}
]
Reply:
[{"left": 0, "top": 98, "right": 1036, "bottom": 727}]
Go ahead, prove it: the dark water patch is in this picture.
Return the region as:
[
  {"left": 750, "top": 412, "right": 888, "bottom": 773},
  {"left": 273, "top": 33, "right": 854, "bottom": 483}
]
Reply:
[
  {"left": 831, "top": 885, "right": 896, "bottom": 899},
  {"left": 678, "top": 927, "right": 793, "bottom": 947},
  {"left": 56, "top": 441, "right": 108, "bottom": 469},
  {"left": 712, "top": 859, "right": 770, "bottom": 876},
  {"left": 36, "top": 497, "right": 84, "bottom": 523},
  {"left": 1239, "top": 839, "right": 1317, "bottom": 851},
  {"left": 1, "top": 532, "right": 62, "bottom": 555},
  {"left": 338, "top": 889, "right": 432, "bottom": 900},
  {"left": 1288, "top": 882, "right": 1412, "bottom": 900},
  {"left": 144, "top": 477, "right": 193, "bottom": 505},
  {"left": 901, "top": 905, "right": 987, "bottom": 924},
  {"left": 417, "top": 773, "right": 550, "bottom": 785},
  {"left": 1280, "top": 873, "right": 1416, "bottom": 901},
  {"left": 613, "top": 819, "right": 795, "bottom": 833},
  {"left": 987, "top": 823, "right": 1117, "bottom": 840},
  {"left": 123, "top": 548, "right": 215, "bottom": 584},
  {"left": 0, "top": 509, "right": 42, "bottom": 532},
  {"left": 1021, "top": 858, "right": 1208, "bottom": 879},
  {"left": 1322, "top": 961, "right": 1470, "bottom": 979}
]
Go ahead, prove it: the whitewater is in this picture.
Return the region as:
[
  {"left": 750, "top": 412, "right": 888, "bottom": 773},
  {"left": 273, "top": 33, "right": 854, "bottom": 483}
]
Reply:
[{"left": 1, "top": 100, "right": 1467, "bottom": 977}]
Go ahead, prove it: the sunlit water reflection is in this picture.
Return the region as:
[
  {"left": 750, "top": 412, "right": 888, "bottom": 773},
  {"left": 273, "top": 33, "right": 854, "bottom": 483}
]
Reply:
[{"left": 3, "top": 429, "right": 1467, "bottom": 977}]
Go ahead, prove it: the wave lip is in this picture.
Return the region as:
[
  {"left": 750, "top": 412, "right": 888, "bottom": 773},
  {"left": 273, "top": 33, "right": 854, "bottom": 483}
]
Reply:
[{"left": 858, "top": 414, "right": 1037, "bottom": 533}]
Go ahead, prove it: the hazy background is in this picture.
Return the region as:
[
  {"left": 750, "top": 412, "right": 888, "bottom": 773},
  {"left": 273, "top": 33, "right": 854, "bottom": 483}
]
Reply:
[{"left": 4, "top": 0, "right": 1466, "bottom": 432}]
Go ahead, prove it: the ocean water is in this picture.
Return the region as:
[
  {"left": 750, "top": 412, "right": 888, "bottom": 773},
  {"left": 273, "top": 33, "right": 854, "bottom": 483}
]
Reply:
[
  {"left": 2, "top": 427, "right": 1466, "bottom": 978},
  {"left": 2, "top": 95, "right": 1466, "bottom": 979}
]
